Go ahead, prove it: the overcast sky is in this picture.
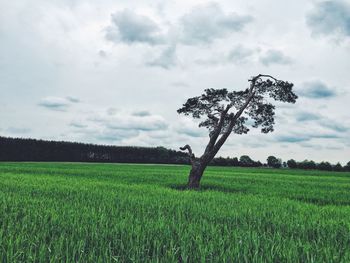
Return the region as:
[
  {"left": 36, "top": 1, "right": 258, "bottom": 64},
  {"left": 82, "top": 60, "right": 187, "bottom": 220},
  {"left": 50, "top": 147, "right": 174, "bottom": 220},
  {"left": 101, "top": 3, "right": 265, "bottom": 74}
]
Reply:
[{"left": 1, "top": 0, "right": 350, "bottom": 163}]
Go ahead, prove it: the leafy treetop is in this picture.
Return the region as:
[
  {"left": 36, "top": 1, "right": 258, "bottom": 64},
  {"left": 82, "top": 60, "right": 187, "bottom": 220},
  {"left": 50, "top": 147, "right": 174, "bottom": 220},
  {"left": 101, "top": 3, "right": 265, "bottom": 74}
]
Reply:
[{"left": 177, "top": 74, "right": 297, "bottom": 137}]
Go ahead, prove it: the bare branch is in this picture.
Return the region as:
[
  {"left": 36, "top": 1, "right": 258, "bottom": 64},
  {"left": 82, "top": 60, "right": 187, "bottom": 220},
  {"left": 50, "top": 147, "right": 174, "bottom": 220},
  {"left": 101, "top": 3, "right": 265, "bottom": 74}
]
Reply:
[
  {"left": 203, "top": 104, "right": 231, "bottom": 154},
  {"left": 180, "top": 144, "right": 196, "bottom": 164},
  {"left": 249, "top": 74, "right": 278, "bottom": 82},
  {"left": 207, "top": 114, "right": 219, "bottom": 122}
]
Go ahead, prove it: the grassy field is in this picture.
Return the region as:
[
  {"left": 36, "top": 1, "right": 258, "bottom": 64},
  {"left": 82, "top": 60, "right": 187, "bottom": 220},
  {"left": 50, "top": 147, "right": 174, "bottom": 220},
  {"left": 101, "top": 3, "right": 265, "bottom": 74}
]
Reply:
[{"left": 1, "top": 162, "right": 350, "bottom": 262}]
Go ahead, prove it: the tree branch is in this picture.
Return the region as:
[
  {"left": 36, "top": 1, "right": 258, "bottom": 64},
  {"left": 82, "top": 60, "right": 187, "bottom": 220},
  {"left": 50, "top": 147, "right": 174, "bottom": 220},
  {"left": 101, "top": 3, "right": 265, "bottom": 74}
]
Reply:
[
  {"left": 203, "top": 104, "right": 231, "bottom": 155},
  {"left": 248, "top": 74, "right": 278, "bottom": 82},
  {"left": 232, "top": 91, "right": 255, "bottom": 121},
  {"left": 180, "top": 144, "right": 196, "bottom": 164},
  {"left": 209, "top": 75, "right": 262, "bottom": 159}
]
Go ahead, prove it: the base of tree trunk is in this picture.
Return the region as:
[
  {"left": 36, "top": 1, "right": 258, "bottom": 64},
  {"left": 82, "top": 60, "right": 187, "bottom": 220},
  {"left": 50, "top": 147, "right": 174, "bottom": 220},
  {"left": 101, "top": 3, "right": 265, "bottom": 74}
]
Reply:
[
  {"left": 187, "top": 164, "right": 204, "bottom": 189},
  {"left": 188, "top": 175, "right": 201, "bottom": 189}
]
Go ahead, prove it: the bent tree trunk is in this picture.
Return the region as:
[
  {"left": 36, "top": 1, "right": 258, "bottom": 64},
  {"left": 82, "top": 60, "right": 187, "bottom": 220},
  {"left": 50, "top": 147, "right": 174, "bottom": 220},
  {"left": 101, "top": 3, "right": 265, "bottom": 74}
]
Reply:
[
  {"left": 180, "top": 144, "right": 214, "bottom": 189},
  {"left": 188, "top": 161, "right": 206, "bottom": 189}
]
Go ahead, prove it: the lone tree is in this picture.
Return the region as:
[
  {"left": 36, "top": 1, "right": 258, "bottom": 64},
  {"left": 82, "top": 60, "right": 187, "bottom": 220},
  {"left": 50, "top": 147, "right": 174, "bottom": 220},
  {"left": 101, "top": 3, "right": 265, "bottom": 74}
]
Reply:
[
  {"left": 177, "top": 74, "right": 298, "bottom": 189},
  {"left": 267, "top": 155, "right": 282, "bottom": 168}
]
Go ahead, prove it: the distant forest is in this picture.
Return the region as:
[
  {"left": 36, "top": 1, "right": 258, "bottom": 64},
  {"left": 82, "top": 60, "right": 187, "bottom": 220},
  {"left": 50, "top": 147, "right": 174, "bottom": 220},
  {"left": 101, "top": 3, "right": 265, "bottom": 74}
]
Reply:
[{"left": 0, "top": 136, "right": 349, "bottom": 172}]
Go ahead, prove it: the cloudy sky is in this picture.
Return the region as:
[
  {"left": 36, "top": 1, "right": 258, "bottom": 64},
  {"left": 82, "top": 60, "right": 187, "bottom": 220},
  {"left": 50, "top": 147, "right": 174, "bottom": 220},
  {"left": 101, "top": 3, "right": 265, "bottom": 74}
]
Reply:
[{"left": 1, "top": 0, "right": 350, "bottom": 163}]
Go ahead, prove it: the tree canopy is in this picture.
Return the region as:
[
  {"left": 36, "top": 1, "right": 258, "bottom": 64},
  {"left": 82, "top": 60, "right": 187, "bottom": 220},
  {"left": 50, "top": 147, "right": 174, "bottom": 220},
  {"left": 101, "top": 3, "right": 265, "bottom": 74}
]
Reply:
[{"left": 178, "top": 75, "right": 297, "bottom": 140}]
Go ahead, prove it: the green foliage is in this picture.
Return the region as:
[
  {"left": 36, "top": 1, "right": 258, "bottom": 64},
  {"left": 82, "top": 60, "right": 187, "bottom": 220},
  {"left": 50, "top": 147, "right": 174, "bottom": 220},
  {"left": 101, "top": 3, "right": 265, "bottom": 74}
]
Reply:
[
  {"left": 317, "top": 161, "right": 333, "bottom": 171},
  {"left": 298, "top": 160, "right": 317, "bottom": 170},
  {"left": 239, "top": 155, "right": 259, "bottom": 167},
  {"left": 267, "top": 156, "right": 282, "bottom": 168},
  {"left": 1, "top": 163, "right": 350, "bottom": 262},
  {"left": 333, "top": 163, "right": 343, "bottom": 172},
  {"left": 177, "top": 75, "right": 297, "bottom": 135},
  {"left": 345, "top": 162, "right": 350, "bottom": 172}
]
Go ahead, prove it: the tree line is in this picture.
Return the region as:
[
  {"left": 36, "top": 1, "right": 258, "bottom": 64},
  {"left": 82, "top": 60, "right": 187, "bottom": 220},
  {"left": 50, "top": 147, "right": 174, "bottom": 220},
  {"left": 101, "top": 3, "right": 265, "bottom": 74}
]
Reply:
[
  {"left": 0, "top": 136, "right": 349, "bottom": 172},
  {"left": 211, "top": 155, "right": 350, "bottom": 172},
  {"left": 0, "top": 136, "right": 188, "bottom": 164}
]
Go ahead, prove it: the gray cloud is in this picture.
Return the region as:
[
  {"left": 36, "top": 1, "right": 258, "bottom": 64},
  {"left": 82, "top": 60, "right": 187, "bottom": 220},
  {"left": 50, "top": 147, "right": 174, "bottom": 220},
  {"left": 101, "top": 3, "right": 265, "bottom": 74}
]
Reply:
[
  {"left": 325, "top": 145, "right": 345, "bottom": 150},
  {"left": 196, "top": 45, "right": 256, "bottom": 66},
  {"left": 106, "top": 10, "right": 164, "bottom": 45},
  {"left": 306, "top": 1, "right": 350, "bottom": 39},
  {"left": 107, "top": 108, "right": 118, "bottom": 116},
  {"left": 175, "top": 119, "right": 206, "bottom": 138},
  {"left": 276, "top": 135, "right": 310, "bottom": 143},
  {"left": 227, "top": 45, "right": 255, "bottom": 64},
  {"left": 72, "top": 110, "right": 169, "bottom": 143},
  {"left": 95, "top": 129, "right": 140, "bottom": 142},
  {"left": 321, "top": 122, "right": 348, "bottom": 133},
  {"left": 179, "top": 3, "right": 252, "bottom": 45},
  {"left": 98, "top": 50, "right": 107, "bottom": 58},
  {"left": 299, "top": 81, "right": 336, "bottom": 99},
  {"left": 146, "top": 45, "right": 177, "bottom": 69},
  {"left": 72, "top": 126, "right": 140, "bottom": 143},
  {"left": 38, "top": 96, "right": 80, "bottom": 111},
  {"left": 105, "top": 3, "right": 253, "bottom": 70},
  {"left": 239, "top": 140, "right": 268, "bottom": 148},
  {"left": 176, "top": 128, "right": 205, "bottom": 138},
  {"left": 38, "top": 97, "right": 74, "bottom": 111},
  {"left": 276, "top": 132, "right": 342, "bottom": 143},
  {"left": 171, "top": 81, "right": 189, "bottom": 88},
  {"left": 299, "top": 143, "right": 322, "bottom": 150},
  {"left": 107, "top": 119, "right": 167, "bottom": 131},
  {"left": 70, "top": 121, "right": 87, "bottom": 129},
  {"left": 296, "top": 111, "right": 321, "bottom": 122},
  {"left": 260, "top": 50, "right": 292, "bottom": 66},
  {"left": 90, "top": 111, "right": 168, "bottom": 132},
  {"left": 6, "top": 127, "right": 31, "bottom": 134},
  {"left": 294, "top": 111, "right": 348, "bottom": 134},
  {"left": 132, "top": 110, "right": 151, "bottom": 117},
  {"left": 66, "top": 96, "right": 80, "bottom": 103},
  {"left": 316, "top": 133, "right": 343, "bottom": 139}
]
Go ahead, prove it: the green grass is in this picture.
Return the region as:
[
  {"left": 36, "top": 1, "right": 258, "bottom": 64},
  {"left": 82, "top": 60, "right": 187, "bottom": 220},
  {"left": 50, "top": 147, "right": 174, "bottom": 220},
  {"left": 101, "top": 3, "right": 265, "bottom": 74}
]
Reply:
[{"left": 1, "top": 162, "right": 350, "bottom": 262}]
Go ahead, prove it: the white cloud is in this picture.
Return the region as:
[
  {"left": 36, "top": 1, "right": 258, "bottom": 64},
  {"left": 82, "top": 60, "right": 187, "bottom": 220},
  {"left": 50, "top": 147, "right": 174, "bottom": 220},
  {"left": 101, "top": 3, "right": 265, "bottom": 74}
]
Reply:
[
  {"left": 69, "top": 108, "right": 170, "bottom": 143},
  {"left": 106, "top": 9, "right": 165, "bottom": 45},
  {"left": 179, "top": 2, "right": 253, "bottom": 45}
]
